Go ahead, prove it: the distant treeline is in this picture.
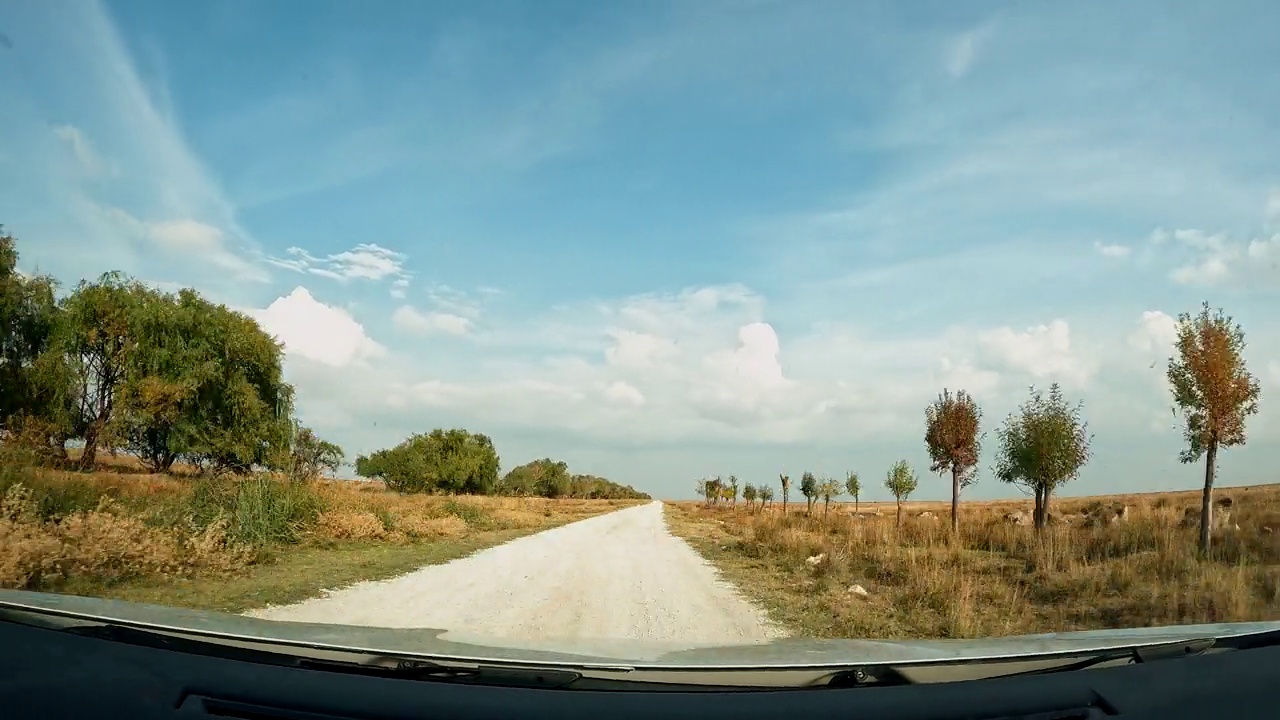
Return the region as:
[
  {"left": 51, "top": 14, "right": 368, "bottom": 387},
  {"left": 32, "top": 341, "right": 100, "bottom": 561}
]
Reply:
[{"left": 355, "top": 430, "right": 650, "bottom": 500}]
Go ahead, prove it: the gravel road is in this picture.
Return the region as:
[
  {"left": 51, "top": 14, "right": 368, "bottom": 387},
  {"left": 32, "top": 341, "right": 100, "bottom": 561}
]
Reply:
[{"left": 246, "top": 501, "right": 784, "bottom": 645}]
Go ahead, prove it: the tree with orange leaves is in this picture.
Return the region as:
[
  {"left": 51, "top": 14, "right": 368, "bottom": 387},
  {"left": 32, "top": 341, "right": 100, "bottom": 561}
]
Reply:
[{"left": 1168, "top": 302, "right": 1262, "bottom": 555}]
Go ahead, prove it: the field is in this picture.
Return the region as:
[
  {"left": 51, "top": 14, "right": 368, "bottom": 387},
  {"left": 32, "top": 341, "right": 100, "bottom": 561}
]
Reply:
[
  {"left": 0, "top": 452, "right": 640, "bottom": 613},
  {"left": 664, "top": 485, "right": 1280, "bottom": 639}
]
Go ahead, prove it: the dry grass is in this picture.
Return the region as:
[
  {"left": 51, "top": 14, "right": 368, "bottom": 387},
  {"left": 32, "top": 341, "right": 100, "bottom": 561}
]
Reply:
[
  {"left": 665, "top": 485, "right": 1280, "bottom": 640},
  {"left": 0, "top": 456, "right": 640, "bottom": 609}
]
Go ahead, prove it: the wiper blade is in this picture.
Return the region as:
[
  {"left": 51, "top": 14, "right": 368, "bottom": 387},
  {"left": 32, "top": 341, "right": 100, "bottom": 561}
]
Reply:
[{"left": 298, "top": 656, "right": 584, "bottom": 689}]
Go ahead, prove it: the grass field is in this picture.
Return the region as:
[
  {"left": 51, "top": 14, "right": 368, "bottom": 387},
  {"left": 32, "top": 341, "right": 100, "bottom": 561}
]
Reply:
[
  {"left": 1, "top": 453, "right": 639, "bottom": 611},
  {"left": 664, "top": 485, "right": 1280, "bottom": 639}
]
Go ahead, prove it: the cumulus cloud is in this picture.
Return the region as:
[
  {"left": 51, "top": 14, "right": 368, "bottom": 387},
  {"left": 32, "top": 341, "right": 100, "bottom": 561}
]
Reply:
[
  {"left": 1128, "top": 310, "right": 1178, "bottom": 355},
  {"left": 267, "top": 243, "right": 409, "bottom": 283},
  {"left": 604, "top": 329, "right": 678, "bottom": 369},
  {"left": 250, "top": 287, "right": 386, "bottom": 368},
  {"left": 392, "top": 305, "right": 473, "bottom": 336},
  {"left": 976, "top": 319, "right": 1094, "bottom": 386}
]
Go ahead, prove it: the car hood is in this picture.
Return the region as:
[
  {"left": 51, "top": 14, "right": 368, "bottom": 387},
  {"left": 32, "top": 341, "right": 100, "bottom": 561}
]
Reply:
[{"left": 3, "top": 589, "right": 1277, "bottom": 669}]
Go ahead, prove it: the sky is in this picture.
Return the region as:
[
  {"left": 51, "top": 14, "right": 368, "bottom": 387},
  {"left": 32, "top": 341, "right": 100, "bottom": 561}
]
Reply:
[{"left": 2, "top": 0, "right": 1279, "bottom": 501}]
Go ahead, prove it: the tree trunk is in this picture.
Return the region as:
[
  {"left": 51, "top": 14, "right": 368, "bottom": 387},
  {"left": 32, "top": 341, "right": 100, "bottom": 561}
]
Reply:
[
  {"left": 1033, "top": 485, "right": 1046, "bottom": 531},
  {"left": 854, "top": 495, "right": 859, "bottom": 513},
  {"left": 950, "top": 467, "right": 960, "bottom": 534},
  {"left": 1200, "top": 440, "right": 1218, "bottom": 556},
  {"left": 1042, "top": 487, "right": 1053, "bottom": 529},
  {"left": 79, "top": 417, "right": 105, "bottom": 471},
  {"left": 823, "top": 498, "right": 830, "bottom": 516},
  {"left": 895, "top": 498, "right": 903, "bottom": 527},
  {"left": 782, "top": 488, "right": 788, "bottom": 515}
]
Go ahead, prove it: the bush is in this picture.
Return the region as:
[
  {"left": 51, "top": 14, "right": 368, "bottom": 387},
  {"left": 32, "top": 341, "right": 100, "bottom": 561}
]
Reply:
[{"left": 184, "top": 474, "right": 324, "bottom": 547}]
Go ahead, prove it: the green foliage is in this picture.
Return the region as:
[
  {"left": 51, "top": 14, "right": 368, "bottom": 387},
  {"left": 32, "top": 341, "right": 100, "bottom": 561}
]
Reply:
[
  {"left": 758, "top": 484, "right": 774, "bottom": 505},
  {"left": 742, "top": 482, "right": 758, "bottom": 510},
  {"left": 844, "top": 471, "right": 861, "bottom": 505},
  {"left": 0, "top": 231, "right": 64, "bottom": 438},
  {"left": 355, "top": 428, "right": 500, "bottom": 494},
  {"left": 817, "top": 477, "right": 842, "bottom": 515},
  {"left": 993, "top": 384, "right": 1092, "bottom": 530},
  {"left": 799, "top": 471, "right": 818, "bottom": 513},
  {"left": 274, "top": 422, "right": 344, "bottom": 481},
  {"left": 884, "top": 460, "right": 918, "bottom": 526},
  {"left": 184, "top": 474, "right": 324, "bottom": 548}
]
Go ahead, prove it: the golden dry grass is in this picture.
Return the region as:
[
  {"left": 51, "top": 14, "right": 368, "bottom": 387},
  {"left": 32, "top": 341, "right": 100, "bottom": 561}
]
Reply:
[
  {"left": 1, "top": 459, "right": 640, "bottom": 608},
  {"left": 664, "top": 484, "right": 1280, "bottom": 640}
]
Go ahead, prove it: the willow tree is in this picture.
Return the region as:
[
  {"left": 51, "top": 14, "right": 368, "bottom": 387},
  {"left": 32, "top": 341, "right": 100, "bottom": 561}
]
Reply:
[
  {"left": 844, "top": 471, "right": 861, "bottom": 513},
  {"left": 994, "top": 384, "right": 1092, "bottom": 531},
  {"left": 1168, "top": 303, "right": 1261, "bottom": 555},
  {"left": 883, "top": 460, "right": 918, "bottom": 527},
  {"left": 925, "top": 388, "right": 983, "bottom": 533}
]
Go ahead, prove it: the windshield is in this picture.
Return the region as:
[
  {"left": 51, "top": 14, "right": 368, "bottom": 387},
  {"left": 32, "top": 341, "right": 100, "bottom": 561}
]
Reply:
[{"left": 0, "top": 0, "right": 1277, "bottom": 671}]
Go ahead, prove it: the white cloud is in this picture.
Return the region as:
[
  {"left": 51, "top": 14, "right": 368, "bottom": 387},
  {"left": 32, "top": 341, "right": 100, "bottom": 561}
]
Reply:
[
  {"left": 604, "top": 329, "right": 678, "bottom": 369},
  {"left": 267, "top": 243, "right": 409, "bottom": 283},
  {"left": 977, "top": 319, "right": 1094, "bottom": 386},
  {"left": 250, "top": 287, "right": 386, "bottom": 368},
  {"left": 603, "top": 380, "right": 646, "bottom": 407},
  {"left": 1128, "top": 310, "right": 1178, "bottom": 355},
  {"left": 97, "top": 206, "right": 268, "bottom": 282},
  {"left": 1094, "top": 241, "right": 1131, "bottom": 258},
  {"left": 51, "top": 124, "right": 105, "bottom": 175},
  {"left": 389, "top": 278, "right": 410, "bottom": 299},
  {"left": 392, "top": 305, "right": 473, "bottom": 336}
]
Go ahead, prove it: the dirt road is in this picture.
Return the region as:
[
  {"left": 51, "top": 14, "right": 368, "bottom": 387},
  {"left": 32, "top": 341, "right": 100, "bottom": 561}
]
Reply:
[{"left": 246, "top": 501, "right": 783, "bottom": 644}]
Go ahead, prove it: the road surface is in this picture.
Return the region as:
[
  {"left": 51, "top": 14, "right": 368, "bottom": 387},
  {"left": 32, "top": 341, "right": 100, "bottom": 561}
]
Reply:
[{"left": 246, "top": 501, "right": 784, "bottom": 644}]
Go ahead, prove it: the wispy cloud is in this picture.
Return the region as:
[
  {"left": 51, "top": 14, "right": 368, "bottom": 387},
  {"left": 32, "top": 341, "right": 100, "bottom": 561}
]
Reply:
[
  {"left": 945, "top": 22, "right": 996, "bottom": 78},
  {"left": 267, "top": 243, "right": 410, "bottom": 283}
]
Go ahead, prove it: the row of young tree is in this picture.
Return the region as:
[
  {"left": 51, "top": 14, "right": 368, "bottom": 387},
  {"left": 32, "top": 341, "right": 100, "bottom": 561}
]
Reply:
[
  {"left": 0, "top": 230, "right": 341, "bottom": 478},
  {"left": 700, "top": 301, "right": 1261, "bottom": 555},
  {"left": 354, "top": 431, "right": 651, "bottom": 499}
]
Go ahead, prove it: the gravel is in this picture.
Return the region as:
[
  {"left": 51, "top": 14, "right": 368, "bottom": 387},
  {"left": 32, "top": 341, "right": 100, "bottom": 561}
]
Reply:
[{"left": 245, "top": 501, "right": 785, "bottom": 644}]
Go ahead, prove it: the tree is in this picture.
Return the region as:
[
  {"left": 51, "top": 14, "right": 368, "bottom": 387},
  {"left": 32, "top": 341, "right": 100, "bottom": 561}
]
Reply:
[
  {"left": 779, "top": 473, "right": 791, "bottom": 515},
  {"left": 818, "top": 477, "right": 842, "bottom": 516},
  {"left": 1168, "top": 303, "right": 1262, "bottom": 555},
  {"left": 845, "top": 471, "right": 861, "bottom": 513},
  {"left": 729, "top": 475, "right": 740, "bottom": 507},
  {"left": 993, "top": 384, "right": 1092, "bottom": 531},
  {"left": 355, "top": 428, "right": 501, "bottom": 494},
  {"left": 759, "top": 484, "right": 774, "bottom": 509},
  {"left": 925, "top": 388, "right": 983, "bottom": 534},
  {"left": 500, "top": 458, "right": 571, "bottom": 498},
  {"left": 799, "top": 471, "right": 818, "bottom": 515},
  {"left": 0, "top": 230, "right": 69, "bottom": 457},
  {"left": 277, "top": 423, "right": 344, "bottom": 481},
  {"left": 742, "top": 483, "right": 758, "bottom": 512},
  {"left": 52, "top": 273, "right": 152, "bottom": 469},
  {"left": 883, "top": 460, "right": 918, "bottom": 527}
]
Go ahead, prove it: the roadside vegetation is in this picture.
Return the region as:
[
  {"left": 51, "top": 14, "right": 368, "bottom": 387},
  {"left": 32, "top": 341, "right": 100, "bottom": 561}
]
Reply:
[
  {"left": 675, "top": 300, "right": 1271, "bottom": 639},
  {"left": 0, "top": 229, "right": 643, "bottom": 608}
]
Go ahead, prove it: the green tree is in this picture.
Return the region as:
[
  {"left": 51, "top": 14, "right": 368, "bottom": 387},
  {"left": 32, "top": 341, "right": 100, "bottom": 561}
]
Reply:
[
  {"left": 742, "top": 483, "right": 758, "bottom": 512},
  {"left": 1168, "top": 303, "right": 1262, "bottom": 555},
  {"left": 0, "top": 230, "right": 68, "bottom": 456},
  {"left": 844, "top": 471, "right": 861, "bottom": 513},
  {"left": 818, "top": 477, "right": 842, "bottom": 516},
  {"left": 799, "top": 471, "right": 818, "bottom": 515},
  {"left": 883, "top": 460, "right": 918, "bottom": 527},
  {"left": 501, "top": 458, "right": 571, "bottom": 498},
  {"left": 52, "top": 273, "right": 152, "bottom": 469},
  {"left": 925, "top": 388, "right": 983, "bottom": 534},
  {"left": 277, "top": 423, "right": 344, "bottom": 481},
  {"left": 759, "top": 484, "right": 774, "bottom": 509},
  {"left": 729, "top": 475, "right": 740, "bottom": 507},
  {"left": 355, "top": 428, "right": 501, "bottom": 495},
  {"left": 993, "top": 384, "right": 1092, "bottom": 531},
  {"left": 779, "top": 473, "right": 790, "bottom": 515}
]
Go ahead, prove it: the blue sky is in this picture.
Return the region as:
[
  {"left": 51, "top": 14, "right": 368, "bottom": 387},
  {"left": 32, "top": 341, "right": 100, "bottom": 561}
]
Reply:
[{"left": 2, "top": 0, "right": 1279, "bottom": 501}]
